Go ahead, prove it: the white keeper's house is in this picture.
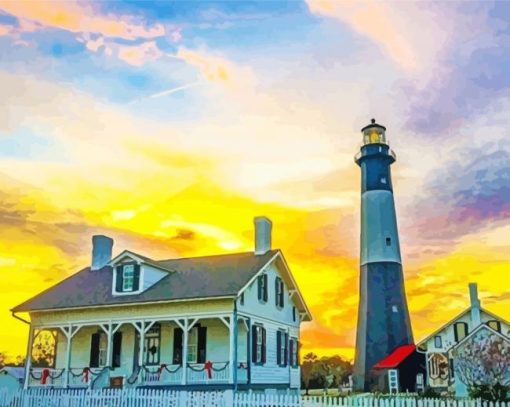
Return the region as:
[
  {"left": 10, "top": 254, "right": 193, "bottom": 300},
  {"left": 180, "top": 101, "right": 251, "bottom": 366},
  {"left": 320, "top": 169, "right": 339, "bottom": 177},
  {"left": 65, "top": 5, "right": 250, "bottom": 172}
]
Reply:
[
  {"left": 11, "top": 217, "right": 311, "bottom": 393},
  {"left": 417, "top": 283, "right": 509, "bottom": 397}
]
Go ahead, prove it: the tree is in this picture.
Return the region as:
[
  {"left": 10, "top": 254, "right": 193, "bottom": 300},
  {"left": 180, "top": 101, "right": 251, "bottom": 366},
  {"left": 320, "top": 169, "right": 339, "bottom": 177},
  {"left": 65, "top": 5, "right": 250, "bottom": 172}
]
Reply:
[
  {"left": 453, "top": 328, "right": 509, "bottom": 401},
  {"left": 301, "top": 352, "right": 318, "bottom": 395},
  {"left": 32, "top": 330, "right": 58, "bottom": 368}
]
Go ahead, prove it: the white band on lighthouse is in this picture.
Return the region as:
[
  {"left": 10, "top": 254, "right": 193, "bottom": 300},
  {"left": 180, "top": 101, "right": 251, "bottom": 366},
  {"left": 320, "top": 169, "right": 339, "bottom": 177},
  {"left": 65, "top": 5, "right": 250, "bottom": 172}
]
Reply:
[{"left": 360, "top": 190, "right": 402, "bottom": 265}]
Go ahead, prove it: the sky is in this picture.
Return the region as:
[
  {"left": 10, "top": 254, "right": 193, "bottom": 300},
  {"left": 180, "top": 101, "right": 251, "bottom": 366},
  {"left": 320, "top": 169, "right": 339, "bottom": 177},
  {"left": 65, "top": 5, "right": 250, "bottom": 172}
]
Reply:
[{"left": 0, "top": 0, "right": 509, "bottom": 361}]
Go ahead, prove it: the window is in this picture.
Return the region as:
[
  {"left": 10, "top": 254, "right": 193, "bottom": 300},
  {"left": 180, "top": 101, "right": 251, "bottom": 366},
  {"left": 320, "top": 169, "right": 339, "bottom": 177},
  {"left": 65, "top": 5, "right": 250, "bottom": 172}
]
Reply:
[
  {"left": 275, "top": 277, "right": 284, "bottom": 308},
  {"left": 257, "top": 274, "right": 268, "bottom": 302},
  {"left": 392, "top": 305, "right": 398, "bottom": 313},
  {"left": 292, "top": 307, "right": 296, "bottom": 322},
  {"left": 123, "top": 264, "right": 135, "bottom": 292},
  {"left": 381, "top": 176, "right": 387, "bottom": 184},
  {"left": 188, "top": 326, "right": 198, "bottom": 363},
  {"left": 112, "top": 331, "right": 122, "bottom": 368},
  {"left": 240, "top": 292, "right": 244, "bottom": 306},
  {"left": 289, "top": 338, "right": 298, "bottom": 367},
  {"left": 89, "top": 331, "right": 108, "bottom": 368},
  {"left": 251, "top": 325, "right": 266, "bottom": 364},
  {"left": 145, "top": 324, "right": 161, "bottom": 365},
  {"left": 386, "top": 237, "right": 392, "bottom": 246},
  {"left": 98, "top": 332, "right": 108, "bottom": 367},
  {"left": 276, "top": 330, "right": 288, "bottom": 366},
  {"left": 487, "top": 320, "right": 501, "bottom": 333},
  {"left": 115, "top": 263, "right": 140, "bottom": 293},
  {"left": 434, "top": 335, "right": 442, "bottom": 349},
  {"left": 454, "top": 322, "right": 469, "bottom": 342}
]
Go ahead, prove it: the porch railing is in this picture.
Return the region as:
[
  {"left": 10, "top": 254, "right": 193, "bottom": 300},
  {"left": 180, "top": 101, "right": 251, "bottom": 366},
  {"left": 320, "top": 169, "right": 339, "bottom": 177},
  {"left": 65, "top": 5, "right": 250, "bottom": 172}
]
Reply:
[
  {"left": 140, "top": 364, "right": 183, "bottom": 385},
  {"left": 186, "top": 362, "right": 229, "bottom": 384},
  {"left": 237, "top": 363, "right": 248, "bottom": 384},
  {"left": 290, "top": 366, "right": 300, "bottom": 388},
  {"left": 28, "top": 368, "right": 66, "bottom": 387}
]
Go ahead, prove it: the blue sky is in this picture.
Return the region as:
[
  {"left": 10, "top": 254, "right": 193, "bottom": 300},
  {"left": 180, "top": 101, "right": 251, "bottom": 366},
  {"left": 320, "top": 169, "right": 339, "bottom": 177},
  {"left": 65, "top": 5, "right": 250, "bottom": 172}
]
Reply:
[{"left": 0, "top": 0, "right": 509, "bottom": 358}]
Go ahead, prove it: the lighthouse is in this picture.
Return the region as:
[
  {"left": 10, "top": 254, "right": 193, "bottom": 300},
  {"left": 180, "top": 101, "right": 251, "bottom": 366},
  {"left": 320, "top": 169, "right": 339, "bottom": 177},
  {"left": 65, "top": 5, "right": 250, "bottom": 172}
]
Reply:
[{"left": 353, "top": 119, "right": 414, "bottom": 391}]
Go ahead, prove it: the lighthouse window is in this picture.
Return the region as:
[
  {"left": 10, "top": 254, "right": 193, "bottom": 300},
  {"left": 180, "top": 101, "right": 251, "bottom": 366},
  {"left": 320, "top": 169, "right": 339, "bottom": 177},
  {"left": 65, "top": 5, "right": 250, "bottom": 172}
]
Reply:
[
  {"left": 381, "top": 177, "right": 387, "bottom": 184},
  {"left": 392, "top": 305, "right": 398, "bottom": 313},
  {"left": 386, "top": 237, "right": 392, "bottom": 246}
]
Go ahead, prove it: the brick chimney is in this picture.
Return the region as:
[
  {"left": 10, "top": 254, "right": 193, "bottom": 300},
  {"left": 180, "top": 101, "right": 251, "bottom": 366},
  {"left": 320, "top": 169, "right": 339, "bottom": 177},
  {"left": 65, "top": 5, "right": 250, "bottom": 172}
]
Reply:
[
  {"left": 254, "top": 217, "right": 272, "bottom": 255},
  {"left": 91, "top": 235, "right": 113, "bottom": 271}
]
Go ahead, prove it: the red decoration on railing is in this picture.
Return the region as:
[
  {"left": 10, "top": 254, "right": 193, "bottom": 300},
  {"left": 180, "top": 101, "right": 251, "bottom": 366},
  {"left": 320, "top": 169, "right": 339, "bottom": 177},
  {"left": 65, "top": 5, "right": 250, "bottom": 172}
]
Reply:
[
  {"left": 239, "top": 362, "right": 246, "bottom": 369},
  {"left": 157, "top": 364, "right": 167, "bottom": 381},
  {"left": 82, "top": 367, "right": 90, "bottom": 383},
  {"left": 40, "top": 368, "right": 50, "bottom": 385},
  {"left": 204, "top": 361, "right": 213, "bottom": 379}
]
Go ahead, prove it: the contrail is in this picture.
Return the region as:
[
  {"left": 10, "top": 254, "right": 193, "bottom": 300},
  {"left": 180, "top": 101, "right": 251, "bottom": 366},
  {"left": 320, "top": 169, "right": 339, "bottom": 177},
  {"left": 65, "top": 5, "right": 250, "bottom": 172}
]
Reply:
[{"left": 129, "top": 81, "right": 202, "bottom": 105}]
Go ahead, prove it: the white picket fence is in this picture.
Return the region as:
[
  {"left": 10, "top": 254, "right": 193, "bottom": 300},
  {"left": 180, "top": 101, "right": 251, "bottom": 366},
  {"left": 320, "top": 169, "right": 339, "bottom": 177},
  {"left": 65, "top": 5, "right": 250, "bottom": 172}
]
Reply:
[{"left": 0, "top": 388, "right": 508, "bottom": 407}]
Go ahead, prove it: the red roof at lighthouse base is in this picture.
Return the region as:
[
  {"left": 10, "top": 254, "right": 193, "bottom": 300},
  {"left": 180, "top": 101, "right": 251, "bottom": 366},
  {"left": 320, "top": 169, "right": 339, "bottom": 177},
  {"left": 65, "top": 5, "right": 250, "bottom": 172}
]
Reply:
[{"left": 373, "top": 344, "right": 416, "bottom": 369}]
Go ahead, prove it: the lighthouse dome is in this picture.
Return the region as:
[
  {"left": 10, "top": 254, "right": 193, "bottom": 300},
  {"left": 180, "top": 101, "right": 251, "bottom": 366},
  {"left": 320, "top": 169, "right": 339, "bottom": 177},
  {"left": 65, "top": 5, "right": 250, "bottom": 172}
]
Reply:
[{"left": 361, "top": 118, "right": 387, "bottom": 145}]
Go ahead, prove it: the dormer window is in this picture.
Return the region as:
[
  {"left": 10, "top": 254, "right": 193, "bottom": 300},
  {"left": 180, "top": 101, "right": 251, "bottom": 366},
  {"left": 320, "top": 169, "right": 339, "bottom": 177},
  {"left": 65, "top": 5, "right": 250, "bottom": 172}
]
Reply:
[
  {"left": 115, "top": 263, "right": 140, "bottom": 294},
  {"left": 123, "top": 264, "right": 135, "bottom": 292}
]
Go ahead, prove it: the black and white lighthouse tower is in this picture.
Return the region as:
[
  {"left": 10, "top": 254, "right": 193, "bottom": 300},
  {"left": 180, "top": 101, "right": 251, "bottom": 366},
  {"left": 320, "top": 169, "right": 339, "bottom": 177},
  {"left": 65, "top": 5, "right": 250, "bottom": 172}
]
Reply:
[{"left": 353, "top": 119, "right": 414, "bottom": 391}]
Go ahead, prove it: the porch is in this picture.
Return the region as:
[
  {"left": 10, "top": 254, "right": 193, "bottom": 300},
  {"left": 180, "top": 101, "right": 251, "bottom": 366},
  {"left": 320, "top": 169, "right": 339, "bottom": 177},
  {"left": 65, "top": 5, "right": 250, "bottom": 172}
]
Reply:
[{"left": 25, "top": 313, "right": 250, "bottom": 389}]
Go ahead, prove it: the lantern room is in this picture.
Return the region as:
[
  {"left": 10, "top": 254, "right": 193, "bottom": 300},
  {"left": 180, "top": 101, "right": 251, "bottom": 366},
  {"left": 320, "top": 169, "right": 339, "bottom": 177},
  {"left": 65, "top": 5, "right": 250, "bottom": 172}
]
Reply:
[{"left": 361, "top": 118, "right": 387, "bottom": 145}]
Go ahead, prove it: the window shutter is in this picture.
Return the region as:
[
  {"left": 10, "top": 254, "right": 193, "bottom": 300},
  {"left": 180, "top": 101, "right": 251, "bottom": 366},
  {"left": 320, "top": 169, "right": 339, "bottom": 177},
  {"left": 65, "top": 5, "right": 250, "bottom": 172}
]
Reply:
[
  {"left": 173, "top": 328, "right": 183, "bottom": 364},
  {"left": 132, "top": 264, "right": 140, "bottom": 291},
  {"left": 449, "top": 358, "right": 455, "bottom": 378},
  {"left": 280, "top": 280, "right": 284, "bottom": 307},
  {"left": 284, "top": 333, "right": 288, "bottom": 366},
  {"left": 89, "top": 333, "right": 100, "bottom": 368},
  {"left": 275, "top": 278, "right": 279, "bottom": 307},
  {"left": 297, "top": 340, "right": 301, "bottom": 366},
  {"left": 112, "top": 331, "right": 122, "bottom": 368},
  {"left": 251, "top": 326, "right": 258, "bottom": 363},
  {"left": 261, "top": 327, "right": 266, "bottom": 364},
  {"left": 276, "top": 331, "right": 282, "bottom": 365},
  {"left": 263, "top": 274, "right": 268, "bottom": 302},
  {"left": 289, "top": 339, "right": 294, "bottom": 367},
  {"left": 197, "top": 326, "right": 207, "bottom": 363},
  {"left": 115, "top": 266, "right": 123, "bottom": 292},
  {"left": 257, "top": 277, "right": 262, "bottom": 300}
]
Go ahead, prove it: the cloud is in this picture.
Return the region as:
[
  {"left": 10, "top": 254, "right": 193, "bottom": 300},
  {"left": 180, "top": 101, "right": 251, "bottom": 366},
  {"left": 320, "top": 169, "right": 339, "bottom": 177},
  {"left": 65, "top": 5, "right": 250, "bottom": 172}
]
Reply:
[
  {"left": 116, "top": 40, "right": 163, "bottom": 66},
  {"left": 175, "top": 47, "right": 257, "bottom": 90},
  {"left": 305, "top": 0, "right": 450, "bottom": 73},
  {"left": 0, "top": 1, "right": 165, "bottom": 40}
]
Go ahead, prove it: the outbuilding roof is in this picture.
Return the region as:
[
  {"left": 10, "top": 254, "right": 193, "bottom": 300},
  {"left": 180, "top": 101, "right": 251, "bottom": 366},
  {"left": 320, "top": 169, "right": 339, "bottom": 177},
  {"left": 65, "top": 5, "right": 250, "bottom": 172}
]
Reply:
[
  {"left": 12, "top": 250, "right": 279, "bottom": 313},
  {"left": 373, "top": 344, "right": 416, "bottom": 369}
]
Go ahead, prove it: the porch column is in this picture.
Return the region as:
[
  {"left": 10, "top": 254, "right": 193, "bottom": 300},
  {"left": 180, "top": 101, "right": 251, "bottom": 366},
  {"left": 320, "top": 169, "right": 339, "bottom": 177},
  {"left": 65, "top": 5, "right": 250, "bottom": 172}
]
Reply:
[
  {"left": 137, "top": 321, "right": 145, "bottom": 384},
  {"left": 63, "top": 325, "right": 72, "bottom": 388},
  {"left": 229, "top": 312, "right": 237, "bottom": 385},
  {"left": 23, "top": 325, "right": 35, "bottom": 390},
  {"left": 63, "top": 325, "right": 81, "bottom": 388},
  {"left": 181, "top": 318, "right": 189, "bottom": 385}
]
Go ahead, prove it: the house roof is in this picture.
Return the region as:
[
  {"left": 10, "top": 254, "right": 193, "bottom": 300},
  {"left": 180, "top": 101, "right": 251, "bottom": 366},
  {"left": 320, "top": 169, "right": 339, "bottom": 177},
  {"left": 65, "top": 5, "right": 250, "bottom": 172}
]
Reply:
[
  {"left": 451, "top": 323, "right": 510, "bottom": 350},
  {"left": 11, "top": 250, "right": 279, "bottom": 313},
  {"left": 373, "top": 344, "right": 416, "bottom": 369},
  {"left": 417, "top": 307, "right": 510, "bottom": 348}
]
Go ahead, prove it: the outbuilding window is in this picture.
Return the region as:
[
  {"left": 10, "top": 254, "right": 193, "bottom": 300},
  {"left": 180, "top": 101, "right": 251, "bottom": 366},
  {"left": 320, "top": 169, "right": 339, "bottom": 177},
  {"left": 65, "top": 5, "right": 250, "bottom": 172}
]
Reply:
[
  {"left": 434, "top": 335, "right": 442, "bottom": 348},
  {"left": 487, "top": 320, "right": 501, "bottom": 333},
  {"left": 454, "top": 322, "right": 469, "bottom": 342}
]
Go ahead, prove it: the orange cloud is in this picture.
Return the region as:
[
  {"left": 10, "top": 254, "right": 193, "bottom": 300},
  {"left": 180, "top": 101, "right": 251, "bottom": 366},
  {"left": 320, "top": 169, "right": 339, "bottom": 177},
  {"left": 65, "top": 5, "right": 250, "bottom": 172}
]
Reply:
[
  {"left": 0, "top": 0, "right": 164, "bottom": 40},
  {"left": 305, "top": 0, "right": 449, "bottom": 74}
]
